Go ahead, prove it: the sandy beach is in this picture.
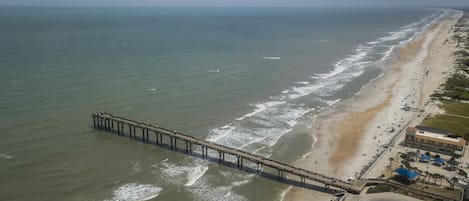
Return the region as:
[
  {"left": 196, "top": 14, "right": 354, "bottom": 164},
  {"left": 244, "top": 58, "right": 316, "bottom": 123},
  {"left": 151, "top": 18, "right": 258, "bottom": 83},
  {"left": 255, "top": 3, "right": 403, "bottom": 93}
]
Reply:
[{"left": 284, "top": 9, "right": 463, "bottom": 201}]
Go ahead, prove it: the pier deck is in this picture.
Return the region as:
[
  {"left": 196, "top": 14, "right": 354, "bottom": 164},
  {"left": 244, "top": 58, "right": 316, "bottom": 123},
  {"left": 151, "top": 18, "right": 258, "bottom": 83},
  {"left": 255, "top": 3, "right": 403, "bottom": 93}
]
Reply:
[
  {"left": 92, "top": 112, "right": 462, "bottom": 200},
  {"left": 92, "top": 112, "right": 362, "bottom": 193}
]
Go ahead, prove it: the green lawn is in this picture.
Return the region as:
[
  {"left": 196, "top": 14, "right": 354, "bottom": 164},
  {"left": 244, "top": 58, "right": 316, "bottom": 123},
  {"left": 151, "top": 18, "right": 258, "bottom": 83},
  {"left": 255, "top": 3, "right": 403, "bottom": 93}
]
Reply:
[
  {"left": 422, "top": 101, "right": 469, "bottom": 140},
  {"left": 422, "top": 115, "right": 469, "bottom": 137},
  {"left": 439, "top": 100, "right": 469, "bottom": 116}
]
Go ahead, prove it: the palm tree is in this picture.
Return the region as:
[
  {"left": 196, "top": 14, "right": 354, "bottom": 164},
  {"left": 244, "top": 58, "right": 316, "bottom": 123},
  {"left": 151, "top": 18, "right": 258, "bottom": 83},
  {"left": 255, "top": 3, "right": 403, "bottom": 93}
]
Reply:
[
  {"left": 435, "top": 174, "right": 443, "bottom": 186},
  {"left": 424, "top": 171, "right": 429, "bottom": 183},
  {"left": 451, "top": 177, "right": 459, "bottom": 189},
  {"left": 403, "top": 161, "right": 411, "bottom": 169},
  {"left": 448, "top": 157, "right": 459, "bottom": 171},
  {"left": 407, "top": 151, "right": 418, "bottom": 162},
  {"left": 440, "top": 174, "right": 446, "bottom": 186},
  {"left": 428, "top": 173, "right": 436, "bottom": 184},
  {"left": 458, "top": 169, "right": 468, "bottom": 178}
]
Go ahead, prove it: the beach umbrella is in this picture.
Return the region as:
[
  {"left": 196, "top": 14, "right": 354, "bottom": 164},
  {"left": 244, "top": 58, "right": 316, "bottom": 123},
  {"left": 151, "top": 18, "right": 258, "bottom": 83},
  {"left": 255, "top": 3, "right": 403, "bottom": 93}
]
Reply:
[
  {"left": 420, "top": 154, "right": 430, "bottom": 162},
  {"left": 434, "top": 157, "right": 445, "bottom": 165},
  {"left": 394, "top": 168, "right": 419, "bottom": 181}
]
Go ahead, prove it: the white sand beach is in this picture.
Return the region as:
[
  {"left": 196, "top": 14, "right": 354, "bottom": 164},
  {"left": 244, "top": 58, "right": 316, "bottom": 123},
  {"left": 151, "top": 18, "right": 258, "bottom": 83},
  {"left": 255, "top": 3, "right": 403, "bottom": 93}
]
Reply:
[{"left": 283, "top": 9, "right": 463, "bottom": 201}]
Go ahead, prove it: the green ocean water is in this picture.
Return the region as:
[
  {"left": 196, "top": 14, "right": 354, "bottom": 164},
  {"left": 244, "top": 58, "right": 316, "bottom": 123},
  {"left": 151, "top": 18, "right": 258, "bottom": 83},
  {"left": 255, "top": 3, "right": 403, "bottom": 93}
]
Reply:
[{"left": 0, "top": 7, "right": 442, "bottom": 201}]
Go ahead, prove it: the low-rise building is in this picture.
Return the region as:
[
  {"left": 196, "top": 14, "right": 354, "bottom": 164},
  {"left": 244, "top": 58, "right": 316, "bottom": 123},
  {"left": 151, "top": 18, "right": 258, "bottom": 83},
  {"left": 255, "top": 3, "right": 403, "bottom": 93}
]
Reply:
[{"left": 405, "top": 126, "right": 466, "bottom": 157}]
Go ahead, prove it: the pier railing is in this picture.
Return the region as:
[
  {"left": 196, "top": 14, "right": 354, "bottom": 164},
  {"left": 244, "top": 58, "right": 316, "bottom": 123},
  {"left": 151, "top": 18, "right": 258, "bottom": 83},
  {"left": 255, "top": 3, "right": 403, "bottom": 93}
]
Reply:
[
  {"left": 91, "top": 112, "right": 462, "bottom": 200},
  {"left": 92, "top": 112, "right": 363, "bottom": 193}
]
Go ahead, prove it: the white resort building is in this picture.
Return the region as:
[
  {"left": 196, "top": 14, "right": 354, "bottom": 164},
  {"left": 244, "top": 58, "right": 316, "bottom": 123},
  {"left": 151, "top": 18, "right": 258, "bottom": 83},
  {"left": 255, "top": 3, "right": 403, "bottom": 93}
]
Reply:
[{"left": 405, "top": 126, "right": 466, "bottom": 157}]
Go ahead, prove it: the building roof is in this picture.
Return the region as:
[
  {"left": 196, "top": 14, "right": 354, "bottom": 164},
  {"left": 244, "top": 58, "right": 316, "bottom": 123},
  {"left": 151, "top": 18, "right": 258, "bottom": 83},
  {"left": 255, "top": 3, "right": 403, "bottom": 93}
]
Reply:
[
  {"left": 415, "top": 130, "right": 466, "bottom": 147},
  {"left": 407, "top": 126, "right": 466, "bottom": 147},
  {"left": 416, "top": 126, "right": 452, "bottom": 135},
  {"left": 395, "top": 168, "right": 419, "bottom": 180}
]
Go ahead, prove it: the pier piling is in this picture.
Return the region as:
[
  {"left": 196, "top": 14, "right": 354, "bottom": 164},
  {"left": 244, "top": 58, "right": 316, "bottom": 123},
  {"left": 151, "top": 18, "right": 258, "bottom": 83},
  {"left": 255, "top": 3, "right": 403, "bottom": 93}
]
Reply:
[{"left": 91, "top": 112, "right": 364, "bottom": 194}]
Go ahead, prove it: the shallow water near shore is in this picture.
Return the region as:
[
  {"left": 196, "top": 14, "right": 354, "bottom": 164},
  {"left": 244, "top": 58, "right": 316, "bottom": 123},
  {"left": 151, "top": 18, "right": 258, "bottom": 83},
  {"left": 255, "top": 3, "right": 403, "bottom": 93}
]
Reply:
[{"left": 0, "top": 7, "right": 445, "bottom": 201}]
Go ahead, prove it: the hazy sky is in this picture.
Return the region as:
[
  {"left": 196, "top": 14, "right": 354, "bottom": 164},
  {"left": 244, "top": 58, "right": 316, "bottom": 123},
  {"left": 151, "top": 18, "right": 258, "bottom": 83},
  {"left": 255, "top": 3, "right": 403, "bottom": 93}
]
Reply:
[{"left": 1, "top": 0, "right": 468, "bottom": 7}]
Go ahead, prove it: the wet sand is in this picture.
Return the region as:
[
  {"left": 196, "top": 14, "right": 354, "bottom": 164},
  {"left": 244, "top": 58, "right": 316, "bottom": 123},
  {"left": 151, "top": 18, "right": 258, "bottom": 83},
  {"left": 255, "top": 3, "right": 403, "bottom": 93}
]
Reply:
[{"left": 329, "top": 93, "right": 392, "bottom": 167}]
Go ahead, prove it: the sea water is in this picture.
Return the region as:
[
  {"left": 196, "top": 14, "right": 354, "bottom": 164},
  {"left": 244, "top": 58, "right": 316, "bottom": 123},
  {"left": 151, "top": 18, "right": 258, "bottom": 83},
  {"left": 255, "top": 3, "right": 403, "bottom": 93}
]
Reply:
[{"left": 0, "top": 7, "right": 445, "bottom": 201}]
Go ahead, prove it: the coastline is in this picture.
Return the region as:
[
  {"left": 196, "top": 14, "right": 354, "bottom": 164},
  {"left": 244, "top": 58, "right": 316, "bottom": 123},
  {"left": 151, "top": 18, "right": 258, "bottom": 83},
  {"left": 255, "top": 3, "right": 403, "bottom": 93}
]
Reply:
[{"left": 283, "top": 9, "right": 463, "bottom": 201}]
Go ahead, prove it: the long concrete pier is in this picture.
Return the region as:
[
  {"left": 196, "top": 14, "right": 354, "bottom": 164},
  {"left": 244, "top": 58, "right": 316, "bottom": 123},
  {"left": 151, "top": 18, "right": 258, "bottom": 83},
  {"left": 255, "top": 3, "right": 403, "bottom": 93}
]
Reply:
[
  {"left": 92, "top": 112, "right": 363, "bottom": 193},
  {"left": 91, "top": 112, "right": 462, "bottom": 200}
]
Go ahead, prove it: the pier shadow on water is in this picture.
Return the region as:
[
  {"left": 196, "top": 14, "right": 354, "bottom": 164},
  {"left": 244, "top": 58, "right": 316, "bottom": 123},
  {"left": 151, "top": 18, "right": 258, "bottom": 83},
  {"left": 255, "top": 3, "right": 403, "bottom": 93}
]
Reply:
[{"left": 92, "top": 126, "right": 347, "bottom": 197}]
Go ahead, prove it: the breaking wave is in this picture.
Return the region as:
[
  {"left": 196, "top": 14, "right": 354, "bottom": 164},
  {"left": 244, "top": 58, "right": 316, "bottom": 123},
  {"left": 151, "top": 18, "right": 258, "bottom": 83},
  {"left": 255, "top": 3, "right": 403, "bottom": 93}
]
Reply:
[
  {"left": 156, "top": 9, "right": 449, "bottom": 201},
  {"left": 0, "top": 153, "right": 12, "bottom": 159},
  {"left": 105, "top": 183, "right": 162, "bottom": 201},
  {"left": 185, "top": 165, "right": 209, "bottom": 186},
  {"left": 263, "top": 56, "right": 281, "bottom": 60}
]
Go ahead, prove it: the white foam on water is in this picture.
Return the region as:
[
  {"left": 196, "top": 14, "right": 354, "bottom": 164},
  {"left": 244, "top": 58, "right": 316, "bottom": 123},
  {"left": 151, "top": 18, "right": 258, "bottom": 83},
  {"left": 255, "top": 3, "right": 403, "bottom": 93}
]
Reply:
[
  {"left": 203, "top": 7, "right": 447, "bottom": 192},
  {"left": 159, "top": 159, "right": 210, "bottom": 188},
  {"left": 0, "top": 153, "right": 12, "bottom": 159},
  {"left": 205, "top": 9, "right": 449, "bottom": 155},
  {"left": 208, "top": 69, "right": 221, "bottom": 73},
  {"left": 210, "top": 104, "right": 313, "bottom": 155},
  {"left": 160, "top": 161, "right": 187, "bottom": 178},
  {"left": 224, "top": 191, "right": 232, "bottom": 198},
  {"left": 221, "top": 125, "right": 231, "bottom": 129},
  {"left": 105, "top": 183, "right": 162, "bottom": 201},
  {"left": 187, "top": 174, "right": 248, "bottom": 201},
  {"left": 190, "top": 184, "right": 246, "bottom": 201},
  {"left": 206, "top": 124, "right": 235, "bottom": 142},
  {"left": 263, "top": 56, "right": 281, "bottom": 60},
  {"left": 231, "top": 178, "right": 252, "bottom": 187},
  {"left": 235, "top": 101, "right": 285, "bottom": 121},
  {"left": 300, "top": 135, "right": 320, "bottom": 159},
  {"left": 316, "top": 39, "right": 329, "bottom": 43},
  {"left": 158, "top": 9, "right": 449, "bottom": 201},
  {"left": 380, "top": 46, "right": 396, "bottom": 62},
  {"left": 184, "top": 165, "right": 209, "bottom": 186},
  {"left": 401, "top": 12, "right": 437, "bottom": 29},
  {"left": 288, "top": 82, "right": 326, "bottom": 99},
  {"left": 380, "top": 10, "right": 447, "bottom": 64},
  {"left": 296, "top": 81, "right": 310, "bottom": 85},
  {"left": 279, "top": 186, "right": 293, "bottom": 201},
  {"left": 378, "top": 28, "right": 414, "bottom": 42},
  {"left": 147, "top": 88, "right": 157, "bottom": 92},
  {"left": 309, "top": 75, "right": 321, "bottom": 79},
  {"left": 325, "top": 99, "right": 341, "bottom": 106}
]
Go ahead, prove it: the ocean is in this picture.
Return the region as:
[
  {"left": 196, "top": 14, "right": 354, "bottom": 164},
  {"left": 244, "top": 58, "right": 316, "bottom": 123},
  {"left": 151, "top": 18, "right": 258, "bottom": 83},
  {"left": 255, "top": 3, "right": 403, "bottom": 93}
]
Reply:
[{"left": 0, "top": 7, "right": 445, "bottom": 201}]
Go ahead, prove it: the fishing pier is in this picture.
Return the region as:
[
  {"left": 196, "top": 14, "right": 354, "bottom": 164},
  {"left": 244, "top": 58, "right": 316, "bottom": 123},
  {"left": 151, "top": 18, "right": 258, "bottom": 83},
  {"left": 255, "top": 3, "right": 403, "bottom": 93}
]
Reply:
[
  {"left": 92, "top": 112, "right": 363, "bottom": 193},
  {"left": 91, "top": 112, "right": 463, "bottom": 200}
]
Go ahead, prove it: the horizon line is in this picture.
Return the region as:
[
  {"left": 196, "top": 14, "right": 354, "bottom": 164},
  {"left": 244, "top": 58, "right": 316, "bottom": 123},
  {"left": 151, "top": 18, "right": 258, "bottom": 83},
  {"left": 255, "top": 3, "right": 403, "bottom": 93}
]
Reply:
[{"left": 0, "top": 5, "right": 466, "bottom": 9}]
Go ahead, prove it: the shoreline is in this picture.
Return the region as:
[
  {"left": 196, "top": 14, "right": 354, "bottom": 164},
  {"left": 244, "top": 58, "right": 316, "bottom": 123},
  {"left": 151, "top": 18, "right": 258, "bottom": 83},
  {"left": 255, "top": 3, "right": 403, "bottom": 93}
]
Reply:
[{"left": 283, "top": 9, "right": 463, "bottom": 201}]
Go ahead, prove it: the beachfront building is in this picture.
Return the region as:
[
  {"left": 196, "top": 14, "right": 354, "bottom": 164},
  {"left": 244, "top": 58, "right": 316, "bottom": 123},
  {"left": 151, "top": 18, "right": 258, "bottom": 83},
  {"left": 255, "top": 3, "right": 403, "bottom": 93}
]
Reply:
[{"left": 405, "top": 126, "right": 466, "bottom": 157}]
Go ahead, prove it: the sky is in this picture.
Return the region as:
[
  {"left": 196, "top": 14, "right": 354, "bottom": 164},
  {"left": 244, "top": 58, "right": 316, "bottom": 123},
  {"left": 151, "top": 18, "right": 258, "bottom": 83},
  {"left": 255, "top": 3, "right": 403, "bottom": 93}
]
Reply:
[{"left": 0, "top": 0, "right": 468, "bottom": 7}]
